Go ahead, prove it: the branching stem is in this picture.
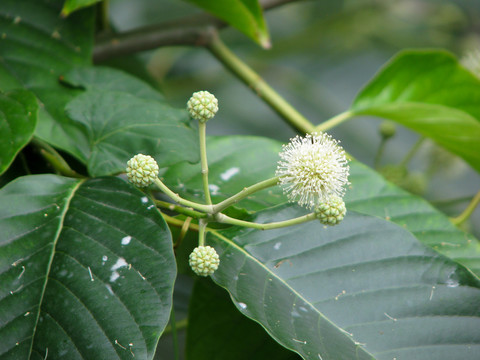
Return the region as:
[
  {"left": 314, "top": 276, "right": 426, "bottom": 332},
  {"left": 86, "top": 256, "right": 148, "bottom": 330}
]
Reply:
[
  {"left": 32, "top": 138, "right": 85, "bottom": 178},
  {"left": 154, "top": 199, "right": 207, "bottom": 218},
  {"left": 215, "top": 212, "right": 317, "bottom": 230},
  {"left": 207, "top": 34, "right": 315, "bottom": 134},
  {"left": 154, "top": 178, "right": 213, "bottom": 213},
  {"left": 212, "top": 177, "right": 280, "bottom": 213},
  {"left": 315, "top": 111, "right": 354, "bottom": 133},
  {"left": 450, "top": 190, "right": 480, "bottom": 226},
  {"left": 400, "top": 136, "right": 425, "bottom": 167}
]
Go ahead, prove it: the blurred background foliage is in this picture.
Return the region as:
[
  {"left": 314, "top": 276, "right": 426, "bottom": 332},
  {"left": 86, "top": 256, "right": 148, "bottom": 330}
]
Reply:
[
  {"left": 104, "top": 0, "right": 480, "bottom": 235},
  {"left": 97, "top": 1, "right": 480, "bottom": 357}
]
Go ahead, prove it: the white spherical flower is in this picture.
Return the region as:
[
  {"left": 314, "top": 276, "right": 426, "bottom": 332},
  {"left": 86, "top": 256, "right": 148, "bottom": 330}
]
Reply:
[
  {"left": 276, "top": 132, "right": 349, "bottom": 209},
  {"left": 187, "top": 91, "right": 218, "bottom": 122},
  {"left": 126, "top": 154, "right": 159, "bottom": 187},
  {"left": 189, "top": 246, "right": 220, "bottom": 277}
]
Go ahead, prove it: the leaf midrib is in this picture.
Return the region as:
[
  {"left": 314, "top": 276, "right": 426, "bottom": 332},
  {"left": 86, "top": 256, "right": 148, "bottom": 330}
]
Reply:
[
  {"left": 208, "top": 228, "right": 376, "bottom": 359},
  {"left": 28, "top": 179, "right": 84, "bottom": 359}
]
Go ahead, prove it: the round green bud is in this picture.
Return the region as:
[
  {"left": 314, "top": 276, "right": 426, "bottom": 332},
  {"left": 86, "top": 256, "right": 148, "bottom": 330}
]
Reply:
[
  {"left": 315, "top": 196, "right": 346, "bottom": 226},
  {"left": 189, "top": 245, "right": 220, "bottom": 276},
  {"left": 126, "top": 154, "right": 159, "bottom": 187},
  {"left": 187, "top": 91, "right": 218, "bottom": 122},
  {"left": 379, "top": 121, "right": 396, "bottom": 139}
]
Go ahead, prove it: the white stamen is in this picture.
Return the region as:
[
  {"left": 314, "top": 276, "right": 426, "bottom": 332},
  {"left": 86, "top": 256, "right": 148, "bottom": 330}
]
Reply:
[{"left": 276, "top": 132, "right": 349, "bottom": 209}]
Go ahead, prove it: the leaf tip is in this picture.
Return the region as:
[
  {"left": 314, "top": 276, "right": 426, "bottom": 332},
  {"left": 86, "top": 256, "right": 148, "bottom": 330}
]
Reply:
[{"left": 259, "top": 34, "right": 271, "bottom": 50}]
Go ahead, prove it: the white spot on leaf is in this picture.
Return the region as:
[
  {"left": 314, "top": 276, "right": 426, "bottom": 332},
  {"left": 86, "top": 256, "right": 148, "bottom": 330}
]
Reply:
[
  {"left": 220, "top": 167, "right": 239, "bottom": 181},
  {"left": 110, "top": 258, "right": 127, "bottom": 282},
  {"left": 209, "top": 184, "right": 220, "bottom": 195},
  {"left": 121, "top": 236, "right": 132, "bottom": 245}
]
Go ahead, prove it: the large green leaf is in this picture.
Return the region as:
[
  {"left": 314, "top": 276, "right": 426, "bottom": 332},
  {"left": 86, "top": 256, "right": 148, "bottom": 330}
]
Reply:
[
  {"left": 187, "top": 278, "right": 300, "bottom": 359},
  {"left": 65, "top": 89, "right": 199, "bottom": 177},
  {"left": 0, "top": 0, "right": 94, "bottom": 161},
  {"left": 208, "top": 207, "right": 480, "bottom": 360},
  {"left": 61, "top": 0, "right": 102, "bottom": 17},
  {"left": 0, "top": 90, "right": 38, "bottom": 175},
  {"left": 0, "top": 175, "right": 176, "bottom": 359},
  {"left": 63, "top": 66, "right": 165, "bottom": 102},
  {"left": 163, "top": 136, "right": 283, "bottom": 213},
  {"left": 183, "top": 0, "right": 270, "bottom": 48},
  {"left": 346, "top": 161, "right": 480, "bottom": 277},
  {"left": 351, "top": 50, "right": 480, "bottom": 173}
]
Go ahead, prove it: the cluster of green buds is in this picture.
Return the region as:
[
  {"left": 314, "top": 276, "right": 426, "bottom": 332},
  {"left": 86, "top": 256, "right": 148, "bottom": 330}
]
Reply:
[
  {"left": 125, "top": 90, "right": 350, "bottom": 278},
  {"left": 126, "top": 154, "right": 159, "bottom": 187},
  {"left": 187, "top": 90, "right": 219, "bottom": 123},
  {"left": 315, "top": 196, "right": 347, "bottom": 226},
  {"left": 189, "top": 246, "right": 220, "bottom": 277}
]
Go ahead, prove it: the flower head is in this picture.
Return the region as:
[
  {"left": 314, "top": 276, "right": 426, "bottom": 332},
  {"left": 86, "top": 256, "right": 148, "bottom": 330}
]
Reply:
[
  {"left": 189, "top": 246, "right": 220, "bottom": 276},
  {"left": 187, "top": 91, "right": 218, "bottom": 122},
  {"left": 276, "top": 132, "right": 349, "bottom": 209},
  {"left": 315, "top": 196, "right": 346, "bottom": 226},
  {"left": 126, "top": 154, "right": 159, "bottom": 187}
]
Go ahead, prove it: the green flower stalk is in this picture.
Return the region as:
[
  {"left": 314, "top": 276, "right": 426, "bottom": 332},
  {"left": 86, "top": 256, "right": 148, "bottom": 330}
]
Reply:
[
  {"left": 189, "top": 245, "right": 220, "bottom": 276},
  {"left": 126, "top": 154, "right": 159, "bottom": 187}
]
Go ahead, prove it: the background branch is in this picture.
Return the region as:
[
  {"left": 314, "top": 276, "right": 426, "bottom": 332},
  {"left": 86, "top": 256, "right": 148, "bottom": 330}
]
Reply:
[{"left": 93, "top": 0, "right": 303, "bottom": 62}]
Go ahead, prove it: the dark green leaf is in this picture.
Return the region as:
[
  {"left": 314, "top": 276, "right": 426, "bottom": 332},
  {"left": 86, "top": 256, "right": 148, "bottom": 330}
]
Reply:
[
  {"left": 187, "top": 278, "right": 301, "bottom": 359},
  {"left": 208, "top": 207, "right": 480, "bottom": 360},
  {"left": 163, "top": 136, "right": 284, "bottom": 213},
  {"left": 63, "top": 66, "right": 165, "bottom": 101},
  {"left": 65, "top": 89, "right": 199, "bottom": 177},
  {"left": 183, "top": 0, "right": 270, "bottom": 48},
  {"left": 0, "top": 90, "right": 38, "bottom": 175},
  {"left": 346, "top": 161, "right": 480, "bottom": 277},
  {"left": 0, "top": 0, "right": 94, "bottom": 161},
  {"left": 0, "top": 175, "right": 176, "bottom": 359},
  {"left": 61, "top": 0, "right": 102, "bottom": 17},
  {"left": 351, "top": 50, "right": 480, "bottom": 173}
]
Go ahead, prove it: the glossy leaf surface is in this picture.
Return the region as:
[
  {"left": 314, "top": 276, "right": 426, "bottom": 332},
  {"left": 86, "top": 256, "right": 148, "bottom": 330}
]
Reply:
[
  {"left": 63, "top": 66, "right": 165, "bottom": 101},
  {"left": 65, "top": 89, "right": 199, "bottom": 177},
  {"left": 208, "top": 207, "right": 480, "bottom": 360},
  {"left": 346, "top": 161, "right": 480, "bottom": 277},
  {"left": 351, "top": 50, "right": 480, "bottom": 173},
  {"left": 183, "top": 0, "right": 270, "bottom": 48},
  {"left": 61, "top": 0, "right": 102, "bottom": 16},
  {"left": 0, "top": 0, "right": 94, "bottom": 161},
  {"left": 0, "top": 175, "right": 175, "bottom": 359},
  {"left": 0, "top": 90, "right": 37, "bottom": 175}
]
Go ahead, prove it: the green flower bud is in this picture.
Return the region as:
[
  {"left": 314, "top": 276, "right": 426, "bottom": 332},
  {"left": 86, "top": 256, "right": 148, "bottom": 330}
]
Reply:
[
  {"left": 126, "top": 154, "right": 159, "bottom": 187},
  {"left": 315, "top": 196, "right": 346, "bottom": 226},
  {"left": 187, "top": 91, "right": 218, "bottom": 122},
  {"left": 379, "top": 121, "right": 396, "bottom": 139},
  {"left": 189, "top": 245, "right": 220, "bottom": 276}
]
